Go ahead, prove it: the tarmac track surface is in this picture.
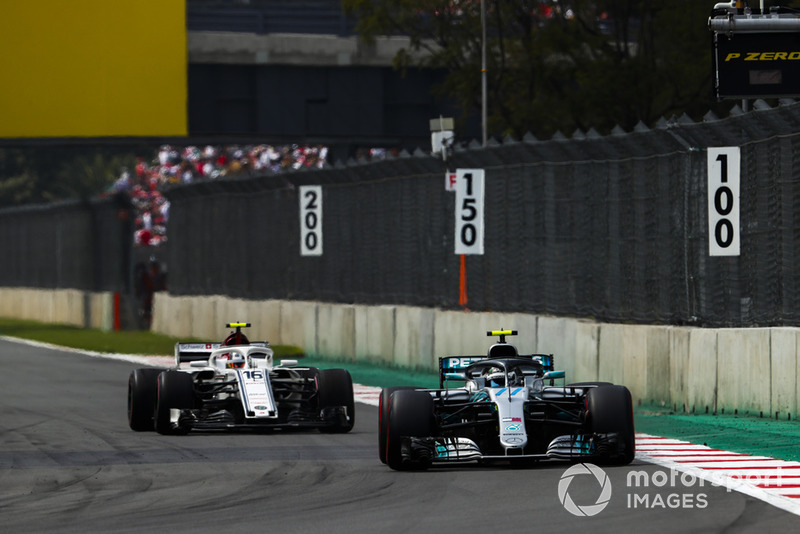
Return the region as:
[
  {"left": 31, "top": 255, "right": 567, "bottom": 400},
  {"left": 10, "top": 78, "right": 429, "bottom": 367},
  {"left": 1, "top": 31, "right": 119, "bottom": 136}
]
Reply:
[{"left": 1, "top": 339, "right": 798, "bottom": 533}]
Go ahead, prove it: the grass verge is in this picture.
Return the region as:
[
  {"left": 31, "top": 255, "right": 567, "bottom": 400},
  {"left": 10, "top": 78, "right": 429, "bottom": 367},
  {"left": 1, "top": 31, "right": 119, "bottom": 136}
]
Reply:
[{"left": 0, "top": 318, "right": 302, "bottom": 360}]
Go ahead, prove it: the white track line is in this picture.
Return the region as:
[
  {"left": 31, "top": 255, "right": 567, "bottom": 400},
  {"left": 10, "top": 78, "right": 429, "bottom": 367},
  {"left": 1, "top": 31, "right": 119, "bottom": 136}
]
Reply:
[{"left": 636, "top": 433, "right": 800, "bottom": 516}]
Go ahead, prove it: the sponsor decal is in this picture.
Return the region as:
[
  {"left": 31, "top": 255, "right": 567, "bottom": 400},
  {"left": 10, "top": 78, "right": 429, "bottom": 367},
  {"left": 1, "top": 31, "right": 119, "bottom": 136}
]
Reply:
[
  {"left": 724, "top": 52, "right": 800, "bottom": 61},
  {"left": 444, "top": 357, "right": 483, "bottom": 369},
  {"left": 502, "top": 417, "right": 522, "bottom": 422},
  {"left": 505, "top": 423, "right": 522, "bottom": 432}
]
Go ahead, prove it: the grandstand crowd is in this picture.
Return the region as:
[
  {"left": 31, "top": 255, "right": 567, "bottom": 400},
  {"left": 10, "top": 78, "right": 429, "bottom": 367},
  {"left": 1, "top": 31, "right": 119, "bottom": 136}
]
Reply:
[{"left": 110, "top": 144, "right": 329, "bottom": 247}]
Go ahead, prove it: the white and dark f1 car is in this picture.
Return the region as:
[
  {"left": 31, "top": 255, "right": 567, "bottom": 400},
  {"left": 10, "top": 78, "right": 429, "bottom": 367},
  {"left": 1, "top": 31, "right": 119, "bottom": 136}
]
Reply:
[
  {"left": 128, "top": 323, "right": 355, "bottom": 434},
  {"left": 379, "top": 330, "right": 634, "bottom": 470}
]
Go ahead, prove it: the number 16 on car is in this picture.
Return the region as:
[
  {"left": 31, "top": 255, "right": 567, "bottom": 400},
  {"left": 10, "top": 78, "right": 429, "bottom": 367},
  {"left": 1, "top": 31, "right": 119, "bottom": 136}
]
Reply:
[{"left": 454, "top": 169, "right": 485, "bottom": 255}]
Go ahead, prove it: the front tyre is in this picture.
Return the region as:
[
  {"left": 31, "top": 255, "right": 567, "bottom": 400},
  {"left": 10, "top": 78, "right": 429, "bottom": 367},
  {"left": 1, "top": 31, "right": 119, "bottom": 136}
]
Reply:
[
  {"left": 386, "top": 389, "right": 434, "bottom": 471},
  {"left": 154, "top": 370, "right": 195, "bottom": 435},
  {"left": 379, "top": 387, "right": 417, "bottom": 464},
  {"left": 317, "top": 368, "right": 355, "bottom": 433},
  {"left": 128, "top": 368, "right": 161, "bottom": 431},
  {"left": 586, "top": 385, "right": 635, "bottom": 465}
]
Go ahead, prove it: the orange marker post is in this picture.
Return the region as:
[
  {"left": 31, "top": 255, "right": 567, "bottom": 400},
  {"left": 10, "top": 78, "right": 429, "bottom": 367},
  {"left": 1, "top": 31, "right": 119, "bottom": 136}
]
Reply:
[{"left": 459, "top": 254, "right": 468, "bottom": 308}]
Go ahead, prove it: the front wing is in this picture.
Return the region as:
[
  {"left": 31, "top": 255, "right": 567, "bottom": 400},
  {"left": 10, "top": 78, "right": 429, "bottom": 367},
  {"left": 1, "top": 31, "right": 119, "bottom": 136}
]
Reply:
[
  {"left": 182, "top": 410, "right": 349, "bottom": 431},
  {"left": 404, "top": 432, "right": 627, "bottom": 463},
  {"left": 173, "top": 368, "right": 349, "bottom": 431}
]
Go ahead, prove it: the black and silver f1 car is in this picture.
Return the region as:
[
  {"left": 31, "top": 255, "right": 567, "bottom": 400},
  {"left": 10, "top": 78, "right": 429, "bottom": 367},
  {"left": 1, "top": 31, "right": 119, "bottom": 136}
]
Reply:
[
  {"left": 379, "top": 330, "right": 634, "bottom": 470},
  {"left": 128, "top": 322, "right": 355, "bottom": 434}
]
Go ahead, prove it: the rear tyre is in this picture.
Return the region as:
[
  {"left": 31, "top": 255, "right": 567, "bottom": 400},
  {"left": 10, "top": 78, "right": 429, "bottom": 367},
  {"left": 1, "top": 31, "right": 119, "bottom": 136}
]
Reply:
[
  {"left": 386, "top": 389, "right": 434, "bottom": 471},
  {"left": 317, "top": 368, "right": 355, "bottom": 433},
  {"left": 586, "top": 385, "right": 635, "bottom": 465},
  {"left": 379, "top": 387, "right": 417, "bottom": 463},
  {"left": 128, "top": 368, "right": 161, "bottom": 431},
  {"left": 154, "top": 370, "right": 195, "bottom": 435}
]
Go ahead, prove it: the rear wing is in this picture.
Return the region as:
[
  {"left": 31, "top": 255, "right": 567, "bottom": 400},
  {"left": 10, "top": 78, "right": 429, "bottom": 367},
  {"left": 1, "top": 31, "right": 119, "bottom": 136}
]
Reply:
[
  {"left": 174, "top": 341, "right": 271, "bottom": 366},
  {"left": 438, "top": 353, "right": 556, "bottom": 388}
]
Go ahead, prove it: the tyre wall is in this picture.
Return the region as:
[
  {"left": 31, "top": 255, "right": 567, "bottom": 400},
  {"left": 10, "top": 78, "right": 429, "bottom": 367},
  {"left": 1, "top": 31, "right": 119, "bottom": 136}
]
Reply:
[{"left": 151, "top": 293, "right": 798, "bottom": 420}]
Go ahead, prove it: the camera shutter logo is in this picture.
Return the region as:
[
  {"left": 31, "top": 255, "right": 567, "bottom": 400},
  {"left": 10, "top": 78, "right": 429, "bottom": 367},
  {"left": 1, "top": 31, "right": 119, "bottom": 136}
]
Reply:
[{"left": 558, "top": 463, "right": 612, "bottom": 517}]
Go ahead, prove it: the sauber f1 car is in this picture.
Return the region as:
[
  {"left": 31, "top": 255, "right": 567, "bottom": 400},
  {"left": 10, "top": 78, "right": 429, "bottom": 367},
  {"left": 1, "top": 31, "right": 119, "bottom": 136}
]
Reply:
[
  {"left": 379, "top": 330, "right": 634, "bottom": 470},
  {"left": 128, "top": 323, "right": 355, "bottom": 434}
]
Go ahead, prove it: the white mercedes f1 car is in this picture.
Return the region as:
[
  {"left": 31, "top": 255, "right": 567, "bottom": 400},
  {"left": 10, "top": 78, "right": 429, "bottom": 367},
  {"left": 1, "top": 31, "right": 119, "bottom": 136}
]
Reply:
[
  {"left": 379, "top": 330, "right": 634, "bottom": 470},
  {"left": 128, "top": 323, "right": 354, "bottom": 434}
]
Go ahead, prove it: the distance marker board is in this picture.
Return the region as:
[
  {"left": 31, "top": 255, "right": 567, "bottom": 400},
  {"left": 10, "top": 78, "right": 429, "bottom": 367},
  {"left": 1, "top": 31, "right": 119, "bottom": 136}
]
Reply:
[
  {"left": 299, "top": 185, "right": 323, "bottom": 256},
  {"left": 454, "top": 169, "right": 485, "bottom": 255},
  {"left": 707, "top": 147, "right": 741, "bottom": 257}
]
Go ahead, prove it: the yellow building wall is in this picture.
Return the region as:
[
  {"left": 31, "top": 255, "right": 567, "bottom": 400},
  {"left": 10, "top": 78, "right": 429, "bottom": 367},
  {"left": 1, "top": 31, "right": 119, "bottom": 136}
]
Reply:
[{"left": 0, "top": 0, "right": 187, "bottom": 137}]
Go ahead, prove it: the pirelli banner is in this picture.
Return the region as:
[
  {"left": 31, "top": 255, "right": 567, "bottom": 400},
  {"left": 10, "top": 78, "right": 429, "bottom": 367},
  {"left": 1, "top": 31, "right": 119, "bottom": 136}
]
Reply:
[{"left": 714, "top": 32, "right": 800, "bottom": 99}]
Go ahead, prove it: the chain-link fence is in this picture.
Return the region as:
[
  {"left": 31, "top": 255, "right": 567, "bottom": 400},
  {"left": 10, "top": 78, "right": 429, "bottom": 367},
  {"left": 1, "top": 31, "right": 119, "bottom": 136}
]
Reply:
[
  {"left": 161, "top": 100, "right": 800, "bottom": 327},
  {"left": 0, "top": 193, "right": 133, "bottom": 292}
]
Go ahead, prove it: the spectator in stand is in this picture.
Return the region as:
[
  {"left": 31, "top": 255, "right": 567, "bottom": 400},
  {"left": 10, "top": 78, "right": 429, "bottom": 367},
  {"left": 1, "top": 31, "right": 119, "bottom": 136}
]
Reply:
[
  {"left": 353, "top": 147, "right": 400, "bottom": 161},
  {"left": 178, "top": 160, "right": 195, "bottom": 183},
  {"left": 135, "top": 156, "right": 147, "bottom": 181},
  {"left": 112, "top": 167, "right": 132, "bottom": 194}
]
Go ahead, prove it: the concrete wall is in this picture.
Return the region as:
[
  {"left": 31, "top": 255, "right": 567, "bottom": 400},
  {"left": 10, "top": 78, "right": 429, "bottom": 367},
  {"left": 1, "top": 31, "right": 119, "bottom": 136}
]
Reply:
[
  {"left": 189, "top": 31, "right": 427, "bottom": 67},
  {"left": 0, "top": 288, "right": 114, "bottom": 330},
  {"left": 149, "top": 293, "right": 800, "bottom": 419}
]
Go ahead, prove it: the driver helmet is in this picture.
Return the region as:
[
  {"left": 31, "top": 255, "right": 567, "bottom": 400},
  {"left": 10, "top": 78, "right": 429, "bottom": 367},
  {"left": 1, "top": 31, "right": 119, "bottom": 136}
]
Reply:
[
  {"left": 219, "top": 352, "right": 246, "bottom": 369},
  {"left": 483, "top": 366, "right": 506, "bottom": 387},
  {"left": 222, "top": 331, "right": 250, "bottom": 346}
]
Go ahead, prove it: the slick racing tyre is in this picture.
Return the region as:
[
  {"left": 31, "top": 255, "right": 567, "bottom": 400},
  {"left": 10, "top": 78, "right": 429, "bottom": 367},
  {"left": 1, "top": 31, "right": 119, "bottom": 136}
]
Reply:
[
  {"left": 154, "top": 370, "right": 195, "bottom": 435},
  {"left": 317, "top": 368, "right": 355, "bottom": 433},
  {"left": 128, "top": 368, "right": 161, "bottom": 431},
  {"left": 379, "top": 387, "right": 417, "bottom": 464},
  {"left": 386, "top": 389, "right": 434, "bottom": 471},
  {"left": 586, "top": 385, "right": 635, "bottom": 465}
]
